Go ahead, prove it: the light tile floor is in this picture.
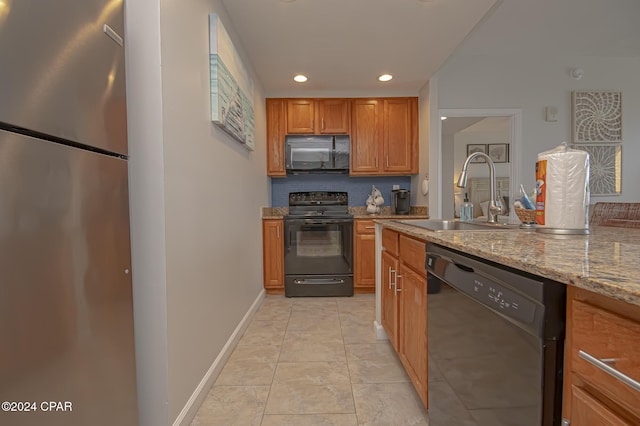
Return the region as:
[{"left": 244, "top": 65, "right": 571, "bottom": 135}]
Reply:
[{"left": 192, "top": 294, "right": 430, "bottom": 425}]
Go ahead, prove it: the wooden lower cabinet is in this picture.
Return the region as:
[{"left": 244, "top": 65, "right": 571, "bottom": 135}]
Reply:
[
  {"left": 571, "top": 385, "right": 631, "bottom": 426},
  {"left": 563, "top": 286, "right": 640, "bottom": 425},
  {"left": 381, "top": 249, "right": 399, "bottom": 352},
  {"left": 262, "top": 219, "right": 284, "bottom": 291},
  {"left": 354, "top": 219, "right": 376, "bottom": 291},
  {"left": 381, "top": 228, "right": 428, "bottom": 408},
  {"left": 397, "top": 263, "right": 428, "bottom": 407}
]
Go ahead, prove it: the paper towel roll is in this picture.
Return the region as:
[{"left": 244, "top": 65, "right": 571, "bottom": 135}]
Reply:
[{"left": 535, "top": 143, "right": 590, "bottom": 229}]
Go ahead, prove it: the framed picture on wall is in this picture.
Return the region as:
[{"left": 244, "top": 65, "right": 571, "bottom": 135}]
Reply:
[
  {"left": 488, "top": 143, "right": 509, "bottom": 163},
  {"left": 466, "top": 144, "right": 487, "bottom": 163}
]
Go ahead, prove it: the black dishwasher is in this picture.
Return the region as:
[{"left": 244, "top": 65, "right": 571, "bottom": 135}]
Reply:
[{"left": 426, "top": 243, "right": 566, "bottom": 426}]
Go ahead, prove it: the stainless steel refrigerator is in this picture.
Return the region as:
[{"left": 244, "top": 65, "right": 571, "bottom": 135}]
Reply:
[{"left": 0, "top": 1, "right": 138, "bottom": 425}]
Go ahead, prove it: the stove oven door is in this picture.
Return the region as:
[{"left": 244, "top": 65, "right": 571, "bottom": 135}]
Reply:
[{"left": 284, "top": 218, "right": 353, "bottom": 276}]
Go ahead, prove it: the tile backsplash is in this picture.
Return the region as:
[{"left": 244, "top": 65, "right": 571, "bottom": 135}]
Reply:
[{"left": 271, "top": 174, "right": 412, "bottom": 207}]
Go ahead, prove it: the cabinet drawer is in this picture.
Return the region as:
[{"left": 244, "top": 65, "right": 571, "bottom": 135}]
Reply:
[
  {"left": 571, "top": 299, "right": 640, "bottom": 418},
  {"left": 355, "top": 219, "right": 376, "bottom": 234},
  {"left": 381, "top": 228, "right": 399, "bottom": 256},
  {"left": 571, "top": 385, "right": 631, "bottom": 426},
  {"left": 399, "top": 234, "right": 426, "bottom": 276}
]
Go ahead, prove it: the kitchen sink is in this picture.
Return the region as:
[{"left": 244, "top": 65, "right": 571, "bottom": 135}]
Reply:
[{"left": 392, "top": 219, "right": 520, "bottom": 232}]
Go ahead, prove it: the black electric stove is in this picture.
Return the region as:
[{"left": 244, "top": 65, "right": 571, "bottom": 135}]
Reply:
[{"left": 283, "top": 191, "right": 354, "bottom": 297}]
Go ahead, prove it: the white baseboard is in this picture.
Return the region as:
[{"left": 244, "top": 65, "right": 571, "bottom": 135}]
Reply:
[
  {"left": 373, "top": 320, "right": 388, "bottom": 340},
  {"left": 172, "top": 289, "right": 266, "bottom": 426}
]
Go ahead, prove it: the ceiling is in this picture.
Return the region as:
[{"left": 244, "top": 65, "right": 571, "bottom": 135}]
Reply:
[
  {"left": 221, "top": 0, "right": 498, "bottom": 96},
  {"left": 221, "top": 0, "right": 640, "bottom": 97}
]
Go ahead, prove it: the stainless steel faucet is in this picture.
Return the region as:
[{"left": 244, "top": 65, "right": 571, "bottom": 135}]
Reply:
[{"left": 457, "top": 152, "right": 503, "bottom": 224}]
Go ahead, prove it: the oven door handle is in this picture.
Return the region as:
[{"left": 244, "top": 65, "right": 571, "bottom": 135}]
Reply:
[{"left": 293, "top": 278, "right": 345, "bottom": 285}]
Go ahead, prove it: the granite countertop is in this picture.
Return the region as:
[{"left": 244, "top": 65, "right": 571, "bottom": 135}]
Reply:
[
  {"left": 378, "top": 219, "right": 640, "bottom": 307},
  {"left": 261, "top": 206, "right": 428, "bottom": 220}
]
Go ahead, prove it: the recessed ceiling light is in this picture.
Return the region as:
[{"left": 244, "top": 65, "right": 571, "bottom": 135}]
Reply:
[
  {"left": 441, "top": 116, "right": 447, "bottom": 120},
  {"left": 293, "top": 74, "right": 308, "bottom": 83},
  {"left": 378, "top": 74, "right": 393, "bottom": 82}
]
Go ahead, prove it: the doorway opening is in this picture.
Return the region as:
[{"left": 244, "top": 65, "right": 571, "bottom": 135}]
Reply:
[{"left": 439, "top": 109, "right": 522, "bottom": 221}]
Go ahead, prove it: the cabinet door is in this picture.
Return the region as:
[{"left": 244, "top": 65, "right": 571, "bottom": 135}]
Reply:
[
  {"left": 381, "top": 250, "right": 399, "bottom": 352},
  {"left": 383, "top": 98, "right": 418, "bottom": 174},
  {"left": 398, "top": 264, "right": 428, "bottom": 407},
  {"left": 350, "top": 99, "right": 381, "bottom": 174},
  {"left": 286, "top": 99, "right": 315, "bottom": 133},
  {"left": 318, "top": 99, "right": 350, "bottom": 134},
  {"left": 262, "top": 219, "right": 284, "bottom": 289},
  {"left": 266, "top": 99, "right": 287, "bottom": 176},
  {"left": 354, "top": 220, "right": 376, "bottom": 290},
  {"left": 571, "top": 385, "right": 632, "bottom": 426}
]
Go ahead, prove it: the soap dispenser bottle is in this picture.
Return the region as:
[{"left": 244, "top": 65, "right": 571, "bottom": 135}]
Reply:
[{"left": 460, "top": 193, "right": 474, "bottom": 222}]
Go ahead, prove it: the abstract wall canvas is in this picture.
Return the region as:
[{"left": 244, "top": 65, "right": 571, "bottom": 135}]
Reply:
[
  {"left": 572, "top": 144, "right": 622, "bottom": 196},
  {"left": 572, "top": 91, "right": 622, "bottom": 143},
  {"left": 209, "top": 14, "right": 255, "bottom": 150}
]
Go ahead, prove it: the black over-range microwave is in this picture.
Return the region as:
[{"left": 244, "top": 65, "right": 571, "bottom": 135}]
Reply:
[{"left": 285, "top": 135, "right": 350, "bottom": 174}]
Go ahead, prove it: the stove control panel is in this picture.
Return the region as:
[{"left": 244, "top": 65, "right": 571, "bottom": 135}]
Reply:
[{"left": 289, "top": 191, "right": 348, "bottom": 206}]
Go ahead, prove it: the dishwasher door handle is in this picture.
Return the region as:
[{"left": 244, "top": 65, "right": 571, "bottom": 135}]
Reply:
[{"left": 453, "top": 262, "right": 475, "bottom": 273}]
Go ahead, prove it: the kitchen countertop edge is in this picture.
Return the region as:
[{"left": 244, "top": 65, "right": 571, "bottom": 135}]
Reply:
[{"left": 377, "top": 219, "right": 640, "bottom": 307}]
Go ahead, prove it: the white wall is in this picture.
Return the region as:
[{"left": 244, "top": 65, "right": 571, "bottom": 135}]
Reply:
[
  {"left": 452, "top": 120, "right": 511, "bottom": 182},
  {"left": 411, "top": 81, "right": 432, "bottom": 209},
  {"left": 435, "top": 54, "right": 640, "bottom": 206},
  {"left": 126, "top": 0, "right": 268, "bottom": 424}
]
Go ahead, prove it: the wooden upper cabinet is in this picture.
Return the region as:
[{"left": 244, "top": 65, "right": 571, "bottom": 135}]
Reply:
[
  {"left": 267, "top": 97, "right": 417, "bottom": 176},
  {"left": 350, "top": 99, "right": 382, "bottom": 174},
  {"left": 383, "top": 97, "right": 419, "bottom": 174},
  {"left": 351, "top": 97, "right": 418, "bottom": 175},
  {"left": 286, "top": 99, "right": 315, "bottom": 133},
  {"left": 266, "top": 99, "right": 287, "bottom": 176},
  {"left": 286, "top": 99, "right": 350, "bottom": 134},
  {"left": 317, "top": 99, "right": 350, "bottom": 134}
]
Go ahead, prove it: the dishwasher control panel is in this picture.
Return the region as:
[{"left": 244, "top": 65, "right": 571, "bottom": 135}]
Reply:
[
  {"left": 468, "top": 277, "right": 536, "bottom": 324},
  {"left": 427, "top": 252, "right": 538, "bottom": 325}
]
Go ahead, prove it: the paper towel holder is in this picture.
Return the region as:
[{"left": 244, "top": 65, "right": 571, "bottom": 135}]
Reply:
[{"left": 536, "top": 227, "right": 590, "bottom": 235}]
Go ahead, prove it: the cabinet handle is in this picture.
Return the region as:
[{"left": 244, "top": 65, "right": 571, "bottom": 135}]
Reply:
[
  {"left": 365, "top": 226, "right": 375, "bottom": 229},
  {"left": 277, "top": 226, "right": 280, "bottom": 239},
  {"left": 395, "top": 274, "right": 402, "bottom": 294},
  {"left": 322, "top": 117, "right": 325, "bottom": 130},
  {"left": 375, "top": 157, "right": 378, "bottom": 168},
  {"left": 578, "top": 350, "right": 640, "bottom": 392},
  {"left": 386, "top": 156, "right": 389, "bottom": 167},
  {"left": 388, "top": 267, "right": 396, "bottom": 289}
]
